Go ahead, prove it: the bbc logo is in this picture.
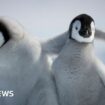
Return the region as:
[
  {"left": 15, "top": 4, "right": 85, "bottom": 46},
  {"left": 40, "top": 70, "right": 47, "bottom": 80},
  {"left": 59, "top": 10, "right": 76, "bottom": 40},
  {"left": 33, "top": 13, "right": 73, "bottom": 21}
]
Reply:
[{"left": 0, "top": 91, "right": 14, "bottom": 97}]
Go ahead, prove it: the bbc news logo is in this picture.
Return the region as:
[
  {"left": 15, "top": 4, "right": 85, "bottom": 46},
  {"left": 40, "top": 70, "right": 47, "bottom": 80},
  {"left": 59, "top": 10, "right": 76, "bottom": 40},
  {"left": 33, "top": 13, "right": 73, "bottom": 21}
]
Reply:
[{"left": 0, "top": 90, "right": 14, "bottom": 97}]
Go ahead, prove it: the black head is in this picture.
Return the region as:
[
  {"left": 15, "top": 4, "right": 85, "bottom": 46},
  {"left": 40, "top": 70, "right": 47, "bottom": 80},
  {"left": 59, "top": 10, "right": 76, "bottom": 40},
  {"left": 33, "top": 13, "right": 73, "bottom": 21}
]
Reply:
[
  {"left": 69, "top": 14, "right": 95, "bottom": 43},
  {"left": 0, "top": 22, "right": 10, "bottom": 47}
]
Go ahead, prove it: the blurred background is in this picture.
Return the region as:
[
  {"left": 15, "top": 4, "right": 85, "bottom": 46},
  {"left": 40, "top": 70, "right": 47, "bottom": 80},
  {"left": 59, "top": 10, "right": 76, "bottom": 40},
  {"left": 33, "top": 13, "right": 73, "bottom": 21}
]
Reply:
[{"left": 0, "top": 0, "right": 105, "bottom": 62}]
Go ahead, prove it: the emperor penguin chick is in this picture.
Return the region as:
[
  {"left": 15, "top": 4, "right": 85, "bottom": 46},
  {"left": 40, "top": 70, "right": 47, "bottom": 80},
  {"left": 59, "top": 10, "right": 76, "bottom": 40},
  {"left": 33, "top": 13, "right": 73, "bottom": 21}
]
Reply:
[{"left": 52, "top": 14, "right": 105, "bottom": 105}]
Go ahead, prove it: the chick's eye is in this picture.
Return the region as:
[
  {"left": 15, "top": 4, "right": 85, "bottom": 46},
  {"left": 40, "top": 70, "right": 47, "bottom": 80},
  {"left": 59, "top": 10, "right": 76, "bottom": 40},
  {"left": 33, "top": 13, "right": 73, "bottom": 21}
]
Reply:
[
  {"left": 75, "top": 27, "right": 78, "bottom": 30},
  {"left": 73, "top": 20, "right": 81, "bottom": 31}
]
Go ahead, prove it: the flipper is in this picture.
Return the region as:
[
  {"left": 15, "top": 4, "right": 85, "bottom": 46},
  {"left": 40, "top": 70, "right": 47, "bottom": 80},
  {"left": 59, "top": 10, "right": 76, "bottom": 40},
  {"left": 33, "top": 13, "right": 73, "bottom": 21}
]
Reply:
[
  {"left": 42, "top": 31, "right": 69, "bottom": 54},
  {"left": 42, "top": 29, "right": 105, "bottom": 56},
  {"left": 95, "top": 29, "right": 105, "bottom": 41}
]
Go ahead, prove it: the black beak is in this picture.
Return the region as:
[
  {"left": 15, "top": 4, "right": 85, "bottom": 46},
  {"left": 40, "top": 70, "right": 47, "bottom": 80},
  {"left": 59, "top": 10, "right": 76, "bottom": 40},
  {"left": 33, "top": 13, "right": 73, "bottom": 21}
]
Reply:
[{"left": 79, "top": 29, "right": 91, "bottom": 38}]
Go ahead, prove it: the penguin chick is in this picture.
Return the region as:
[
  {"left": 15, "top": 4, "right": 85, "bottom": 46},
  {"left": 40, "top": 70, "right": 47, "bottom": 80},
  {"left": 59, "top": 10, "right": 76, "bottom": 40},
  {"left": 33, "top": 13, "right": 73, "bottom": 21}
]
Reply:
[
  {"left": 52, "top": 14, "right": 105, "bottom": 105},
  {"left": 0, "top": 17, "right": 59, "bottom": 105}
]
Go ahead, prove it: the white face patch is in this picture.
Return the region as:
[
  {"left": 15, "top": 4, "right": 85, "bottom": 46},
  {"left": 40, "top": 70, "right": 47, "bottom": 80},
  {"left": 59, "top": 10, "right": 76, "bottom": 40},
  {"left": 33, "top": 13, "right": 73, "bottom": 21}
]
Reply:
[
  {"left": 0, "top": 32, "right": 5, "bottom": 47},
  {"left": 71, "top": 20, "right": 95, "bottom": 43},
  {"left": 91, "top": 21, "right": 95, "bottom": 37}
]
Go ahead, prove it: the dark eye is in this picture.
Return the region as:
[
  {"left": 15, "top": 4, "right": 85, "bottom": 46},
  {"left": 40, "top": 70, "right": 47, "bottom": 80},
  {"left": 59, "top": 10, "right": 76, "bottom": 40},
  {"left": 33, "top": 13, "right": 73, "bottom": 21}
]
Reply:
[{"left": 75, "top": 27, "right": 78, "bottom": 30}]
